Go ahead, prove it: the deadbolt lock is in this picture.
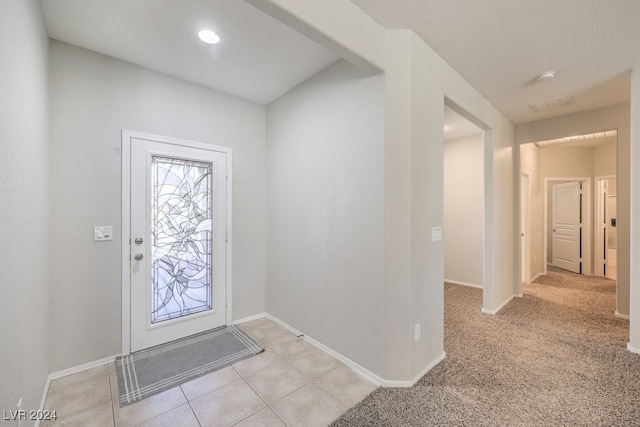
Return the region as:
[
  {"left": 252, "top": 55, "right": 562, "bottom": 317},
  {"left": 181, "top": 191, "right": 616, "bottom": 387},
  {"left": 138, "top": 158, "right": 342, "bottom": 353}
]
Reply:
[{"left": 134, "top": 237, "right": 143, "bottom": 245}]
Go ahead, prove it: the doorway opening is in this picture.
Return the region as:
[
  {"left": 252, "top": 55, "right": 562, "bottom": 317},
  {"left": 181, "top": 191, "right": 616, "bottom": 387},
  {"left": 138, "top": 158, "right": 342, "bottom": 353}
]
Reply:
[
  {"left": 443, "top": 104, "right": 485, "bottom": 305},
  {"left": 519, "top": 129, "right": 618, "bottom": 315}
]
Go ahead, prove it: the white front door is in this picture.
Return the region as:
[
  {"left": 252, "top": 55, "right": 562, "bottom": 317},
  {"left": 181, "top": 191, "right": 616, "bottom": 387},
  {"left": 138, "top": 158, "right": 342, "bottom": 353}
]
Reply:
[
  {"left": 127, "top": 133, "right": 229, "bottom": 352},
  {"left": 552, "top": 181, "right": 581, "bottom": 274}
]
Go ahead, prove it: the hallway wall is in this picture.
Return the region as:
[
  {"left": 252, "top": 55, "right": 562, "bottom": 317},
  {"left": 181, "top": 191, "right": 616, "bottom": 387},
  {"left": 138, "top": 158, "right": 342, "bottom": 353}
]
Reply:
[
  {"left": 0, "top": 0, "right": 51, "bottom": 417},
  {"left": 444, "top": 134, "right": 484, "bottom": 286},
  {"left": 267, "top": 59, "right": 386, "bottom": 375}
]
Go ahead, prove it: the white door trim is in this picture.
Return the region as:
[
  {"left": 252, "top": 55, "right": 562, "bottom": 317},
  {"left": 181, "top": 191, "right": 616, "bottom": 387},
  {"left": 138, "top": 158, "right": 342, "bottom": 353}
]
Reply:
[
  {"left": 594, "top": 175, "right": 616, "bottom": 277},
  {"left": 121, "top": 129, "right": 232, "bottom": 355},
  {"left": 543, "top": 177, "right": 592, "bottom": 276},
  {"left": 520, "top": 172, "right": 531, "bottom": 286}
]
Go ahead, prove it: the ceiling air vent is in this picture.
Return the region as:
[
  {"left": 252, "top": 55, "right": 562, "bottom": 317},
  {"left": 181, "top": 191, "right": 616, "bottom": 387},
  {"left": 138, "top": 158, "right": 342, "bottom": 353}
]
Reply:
[{"left": 529, "top": 94, "right": 575, "bottom": 112}]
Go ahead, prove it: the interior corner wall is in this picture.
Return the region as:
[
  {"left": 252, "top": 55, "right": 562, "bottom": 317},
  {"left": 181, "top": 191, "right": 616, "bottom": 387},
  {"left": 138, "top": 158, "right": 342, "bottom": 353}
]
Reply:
[
  {"left": 444, "top": 135, "right": 484, "bottom": 286},
  {"left": 254, "top": 1, "right": 515, "bottom": 382},
  {"left": 630, "top": 69, "right": 640, "bottom": 350},
  {"left": 515, "top": 103, "right": 630, "bottom": 316},
  {"left": 0, "top": 0, "right": 51, "bottom": 416},
  {"left": 520, "top": 143, "right": 544, "bottom": 279},
  {"left": 266, "top": 59, "right": 386, "bottom": 376},
  {"left": 48, "top": 41, "right": 267, "bottom": 371}
]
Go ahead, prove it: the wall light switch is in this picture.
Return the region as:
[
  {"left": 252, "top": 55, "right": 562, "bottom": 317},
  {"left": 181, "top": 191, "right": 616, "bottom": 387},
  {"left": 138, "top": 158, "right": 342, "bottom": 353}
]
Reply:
[
  {"left": 431, "top": 226, "right": 442, "bottom": 242},
  {"left": 94, "top": 226, "right": 113, "bottom": 242}
]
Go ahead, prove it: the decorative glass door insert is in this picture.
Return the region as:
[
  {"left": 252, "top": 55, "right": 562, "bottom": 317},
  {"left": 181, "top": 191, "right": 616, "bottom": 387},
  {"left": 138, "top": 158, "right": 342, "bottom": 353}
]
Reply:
[
  {"left": 128, "top": 135, "right": 229, "bottom": 353},
  {"left": 151, "top": 157, "right": 213, "bottom": 324}
]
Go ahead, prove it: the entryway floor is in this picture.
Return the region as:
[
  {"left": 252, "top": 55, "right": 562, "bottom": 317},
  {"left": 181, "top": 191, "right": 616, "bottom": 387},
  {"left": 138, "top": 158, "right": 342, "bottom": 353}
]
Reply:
[{"left": 42, "top": 318, "right": 377, "bottom": 426}]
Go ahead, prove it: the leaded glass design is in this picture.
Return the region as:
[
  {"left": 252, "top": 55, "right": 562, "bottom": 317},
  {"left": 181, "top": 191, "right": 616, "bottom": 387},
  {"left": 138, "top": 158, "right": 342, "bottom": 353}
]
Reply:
[{"left": 151, "top": 156, "right": 213, "bottom": 324}]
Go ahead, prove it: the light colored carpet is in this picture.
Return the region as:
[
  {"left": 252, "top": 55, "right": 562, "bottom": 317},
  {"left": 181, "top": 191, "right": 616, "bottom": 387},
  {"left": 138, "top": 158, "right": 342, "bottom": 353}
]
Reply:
[{"left": 331, "top": 267, "right": 639, "bottom": 426}]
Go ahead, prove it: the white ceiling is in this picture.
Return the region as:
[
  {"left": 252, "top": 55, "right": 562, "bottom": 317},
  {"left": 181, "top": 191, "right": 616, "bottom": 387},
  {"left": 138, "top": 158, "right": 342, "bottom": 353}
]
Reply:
[
  {"left": 39, "top": 1, "right": 640, "bottom": 127},
  {"left": 39, "top": 0, "right": 339, "bottom": 105},
  {"left": 351, "top": 0, "right": 639, "bottom": 124}
]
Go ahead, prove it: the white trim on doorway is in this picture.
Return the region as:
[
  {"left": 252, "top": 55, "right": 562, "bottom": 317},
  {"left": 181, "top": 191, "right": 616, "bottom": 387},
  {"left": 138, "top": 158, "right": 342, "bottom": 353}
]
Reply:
[
  {"left": 121, "top": 129, "right": 233, "bottom": 356},
  {"left": 520, "top": 172, "right": 532, "bottom": 285},
  {"left": 594, "top": 175, "right": 617, "bottom": 278}
]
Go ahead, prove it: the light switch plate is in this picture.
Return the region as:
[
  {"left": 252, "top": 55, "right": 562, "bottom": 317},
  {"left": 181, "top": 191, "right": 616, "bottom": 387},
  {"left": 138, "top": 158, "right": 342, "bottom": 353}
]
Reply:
[
  {"left": 431, "top": 226, "right": 442, "bottom": 242},
  {"left": 94, "top": 226, "right": 113, "bottom": 242}
]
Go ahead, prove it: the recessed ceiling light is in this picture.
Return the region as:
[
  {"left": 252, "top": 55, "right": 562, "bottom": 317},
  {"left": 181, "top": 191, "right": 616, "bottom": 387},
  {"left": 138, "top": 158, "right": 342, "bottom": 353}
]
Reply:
[{"left": 198, "top": 29, "right": 220, "bottom": 45}]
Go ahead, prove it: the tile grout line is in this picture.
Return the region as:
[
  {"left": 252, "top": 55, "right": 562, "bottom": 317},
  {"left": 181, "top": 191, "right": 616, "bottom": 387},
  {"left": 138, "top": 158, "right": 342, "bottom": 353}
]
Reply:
[
  {"left": 230, "top": 363, "right": 291, "bottom": 426},
  {"left": 178, "top": 385, "right": 202, "bottom": 427},
  {"left": 229, "top": 364, "right": 274, "bottom": 425},
  {"left": 107, "top": 364, "right": 116, "bottom": 427}
]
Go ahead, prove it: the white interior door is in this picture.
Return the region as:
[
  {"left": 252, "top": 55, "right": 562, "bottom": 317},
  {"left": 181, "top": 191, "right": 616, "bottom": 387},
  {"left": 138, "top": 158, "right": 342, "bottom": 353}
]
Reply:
[
  {"left": 552, "top": 181, "right": 581, "bottom": 273},
  {"left": 129, "top": 136, "right": 228, "bottom": 352}
]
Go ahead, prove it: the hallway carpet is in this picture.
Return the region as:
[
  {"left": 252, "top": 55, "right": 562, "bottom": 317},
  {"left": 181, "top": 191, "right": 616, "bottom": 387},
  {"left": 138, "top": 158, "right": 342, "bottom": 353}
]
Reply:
[{"left": 331, "top": 267, "right": 639, "bottom": 426}]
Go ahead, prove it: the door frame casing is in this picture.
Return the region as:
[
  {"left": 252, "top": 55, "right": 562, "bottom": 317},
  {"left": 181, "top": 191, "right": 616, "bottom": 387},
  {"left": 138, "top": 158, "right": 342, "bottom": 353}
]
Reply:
[
  {"left": 520, "top": 172, "right": 531, "bottom": 286},
  {"left": 543, "top": 177, "right": 592, "bottom": 276},
  {"left": 121, "top": 129, "right": 233, "bottom": 355},
  {"left": 594, "top": 175, "right": 616, "bottom": 277}
]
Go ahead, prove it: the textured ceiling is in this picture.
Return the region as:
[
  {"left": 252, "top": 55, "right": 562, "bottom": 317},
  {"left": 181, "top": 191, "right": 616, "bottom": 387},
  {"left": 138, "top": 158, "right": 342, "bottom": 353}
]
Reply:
[
  {"left": 39, "top": 0, "right": 339, "bottom": 105},
  {"left": 351, "top": 0, "right": 638, "bottom": 124}
]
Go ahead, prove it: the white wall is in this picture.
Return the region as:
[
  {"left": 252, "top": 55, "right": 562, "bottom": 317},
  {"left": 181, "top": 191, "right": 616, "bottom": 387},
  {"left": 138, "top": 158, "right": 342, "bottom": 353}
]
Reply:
[
  {"left": 444, "top": 134, "right": 484, "bottom": 286},
  {"left": 594, "top": 140, "right": 617, "bottom": 177},
  {"left": 629, "top": 70, "right": 640, "bottom": 351},
  {"left": 48, "top": 41, "right": 267, "bottom": 371},
  {"left": 520, "top": 143, "right": 544, "bottom": 280},
  {"left": 254, "top": 0, "right": 515, "bottom": 382},
  {"left": 0, "top": 0, "right": 50, "bottom": 418},
  {"left": 266, "top": 59, "right": 386, "bottom": 374}
]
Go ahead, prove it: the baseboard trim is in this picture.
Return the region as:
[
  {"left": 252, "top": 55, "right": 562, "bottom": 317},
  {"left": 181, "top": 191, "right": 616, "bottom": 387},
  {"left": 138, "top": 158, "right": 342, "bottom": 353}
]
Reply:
[
  {"left": 38, "top": 355, "right": 118, "bottom": 427},
  {"left": 265, "top": 313, "right": 444, "bottom": 387},
  {"left": 36, "top": 377, "right": 51, "bottom": 427},
  {"left": 615, "top": 311, "right": 630, "bottom": 320},
  {"left": 445, "top": 279, "right": 483, "bottom": 289},
  {"left": 264, "top": 314, "right": 383, "bottom": 385},
  {"left": 627, "top": 343, "right": 640, "bottom": 354},
  {"left": 233, "top": 312, "right": 268, "bottom": 325},
  {"left": 530, "top": 272, "right": 544, "bottom": 283},
  {"left": 383, "top": 352, "right": 446, "bottom": 388},
  {"left": 49, "top": 355, "right": 118, "bottom": 381},
  {"left": 482, "top": 295, "right": 515, "bottom": 315}
]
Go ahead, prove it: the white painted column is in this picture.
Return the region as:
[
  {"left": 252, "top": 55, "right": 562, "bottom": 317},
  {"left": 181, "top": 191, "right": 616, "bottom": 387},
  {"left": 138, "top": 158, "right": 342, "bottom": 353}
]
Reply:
[{"left": 628, "top": 68, "right": 640, "bottom": 353}]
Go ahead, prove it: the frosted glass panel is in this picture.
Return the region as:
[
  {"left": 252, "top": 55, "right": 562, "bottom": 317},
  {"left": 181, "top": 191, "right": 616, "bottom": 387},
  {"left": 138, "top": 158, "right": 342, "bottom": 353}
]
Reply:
[{"left": 151, "top": 157, "right": 213, "bottom": 324}]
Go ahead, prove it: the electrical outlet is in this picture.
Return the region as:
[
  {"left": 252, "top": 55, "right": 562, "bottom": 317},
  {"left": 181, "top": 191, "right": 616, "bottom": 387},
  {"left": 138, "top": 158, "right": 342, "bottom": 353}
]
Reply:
[{"left": 414, "top": 323, "right": 421, "bottom": 341}]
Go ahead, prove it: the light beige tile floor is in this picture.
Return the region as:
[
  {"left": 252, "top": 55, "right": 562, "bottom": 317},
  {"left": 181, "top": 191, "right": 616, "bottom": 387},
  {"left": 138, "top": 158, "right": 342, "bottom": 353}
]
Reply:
[{"left": 42, "top": 318, "right": 377, "bottom": 427}]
